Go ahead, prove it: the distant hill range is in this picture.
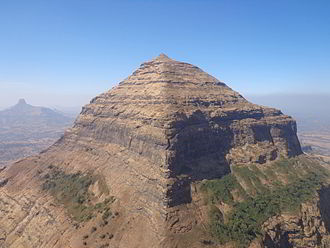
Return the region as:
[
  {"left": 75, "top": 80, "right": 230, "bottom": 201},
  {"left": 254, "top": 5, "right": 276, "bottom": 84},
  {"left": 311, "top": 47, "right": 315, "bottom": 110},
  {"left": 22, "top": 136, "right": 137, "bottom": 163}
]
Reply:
[{"left": 0, "top": 99, "right": 74, "bottom": 167}]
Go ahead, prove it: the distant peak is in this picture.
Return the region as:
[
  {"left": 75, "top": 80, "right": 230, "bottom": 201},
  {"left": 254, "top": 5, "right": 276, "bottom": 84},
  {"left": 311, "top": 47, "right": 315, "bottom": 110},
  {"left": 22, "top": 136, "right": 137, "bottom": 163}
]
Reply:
[
  {"left": 17, "top": 99, "right": 27, "bottom": 105},
  {"left": 152, "top": 53, "right": 172, "bottom": 62}
]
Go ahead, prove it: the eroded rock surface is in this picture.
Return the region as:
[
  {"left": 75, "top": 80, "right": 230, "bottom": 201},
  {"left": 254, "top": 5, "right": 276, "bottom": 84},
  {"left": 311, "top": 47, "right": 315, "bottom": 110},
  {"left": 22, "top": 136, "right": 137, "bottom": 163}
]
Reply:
[
  {"left": 262, "top": 190, "right": 330, "bottom": 248},
  {"left": 0, "top": 54, "right": 302, "bottom": 248}
]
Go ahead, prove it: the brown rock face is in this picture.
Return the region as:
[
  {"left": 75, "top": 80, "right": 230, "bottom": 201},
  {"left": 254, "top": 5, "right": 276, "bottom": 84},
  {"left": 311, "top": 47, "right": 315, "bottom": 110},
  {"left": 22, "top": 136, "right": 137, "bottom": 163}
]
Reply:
[
  {"left": 73, "top": 53, "right": 301, "bottom": 201},
  {"left": 0, "top": 54, "right": 302, "bottom": 248},
  {"left": 263, "top": 190, "right": 330, "bottom": 248}
]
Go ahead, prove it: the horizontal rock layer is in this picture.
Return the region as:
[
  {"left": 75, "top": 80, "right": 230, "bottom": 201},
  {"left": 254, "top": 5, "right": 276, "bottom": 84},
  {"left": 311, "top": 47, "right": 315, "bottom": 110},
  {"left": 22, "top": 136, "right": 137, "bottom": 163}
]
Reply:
[{"left": 0, "top": 54, "right": 302, "bottom": 248}]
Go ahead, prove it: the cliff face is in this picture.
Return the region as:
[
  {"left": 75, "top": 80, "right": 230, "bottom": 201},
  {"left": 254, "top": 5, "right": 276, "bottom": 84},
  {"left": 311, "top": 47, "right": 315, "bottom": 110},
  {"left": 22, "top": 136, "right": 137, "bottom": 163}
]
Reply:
[
  {"left": 262, "top": 188, "right": 330, "bottom": 248},
  {"left": 71, "top": 54, "right": 301, "bottom": 206},
  {"left": 0, "top": 54, "right": 302, "bottom": 248}
]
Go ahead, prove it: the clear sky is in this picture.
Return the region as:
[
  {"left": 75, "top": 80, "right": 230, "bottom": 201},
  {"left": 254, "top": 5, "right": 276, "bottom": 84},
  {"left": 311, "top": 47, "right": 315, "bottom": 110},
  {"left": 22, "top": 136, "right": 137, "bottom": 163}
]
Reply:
[{"left": 0, "top": 0, "right": 329, "bottom": 109}]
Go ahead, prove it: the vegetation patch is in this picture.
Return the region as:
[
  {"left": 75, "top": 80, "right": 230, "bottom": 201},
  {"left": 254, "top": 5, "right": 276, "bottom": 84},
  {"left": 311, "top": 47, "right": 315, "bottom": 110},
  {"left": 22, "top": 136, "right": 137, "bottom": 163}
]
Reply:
[
  {"left": 42, "top": 166, "right": 114, "bottom": 222},
  {"left": 200, "top": 174, "right": 247, "bottom": 205},
  {"left": 210, "top": 173, "right": 324, "bottom": 247},
  {"left": 202, "top": 157, "right": 330, "bottom": 248},
  {"left": 232, "top": 166, "right": 269, "bottom": 195}
]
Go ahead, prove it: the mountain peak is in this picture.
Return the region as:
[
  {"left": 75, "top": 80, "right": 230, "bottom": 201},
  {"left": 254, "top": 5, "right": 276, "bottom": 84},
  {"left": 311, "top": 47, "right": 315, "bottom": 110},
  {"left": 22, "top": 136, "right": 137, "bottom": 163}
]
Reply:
[
  {"left": 17, "top": 99, "right": 27, "bottom": 105},
  {"left": 0, "top": 55, "right": 303, "bottom": 248},
  {"left": 127, "top": 54, "right": 222, "bottom": 89},
  {"left": 152, "top": 53, "right": 172, "bottom": 62}
]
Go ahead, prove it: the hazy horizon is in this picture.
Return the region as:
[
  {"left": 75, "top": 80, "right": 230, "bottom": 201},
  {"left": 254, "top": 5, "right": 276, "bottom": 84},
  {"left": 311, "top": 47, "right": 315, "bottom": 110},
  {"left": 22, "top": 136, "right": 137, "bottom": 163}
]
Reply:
[
  {"left": 2, "top": 81, "right": 330, "bottom": 112},
  {"left": 1, "top": 92, "right": 329, "bottom": 122}
]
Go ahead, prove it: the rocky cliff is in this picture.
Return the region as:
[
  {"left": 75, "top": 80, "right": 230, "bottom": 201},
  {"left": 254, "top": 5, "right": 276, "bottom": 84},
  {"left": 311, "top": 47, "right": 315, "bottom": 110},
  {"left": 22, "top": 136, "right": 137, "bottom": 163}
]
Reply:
[
  {"left": 0, "top": 54, "right": 305, "bottom": 248},
  {"left": 262, "top": 188, "right": 330, "bottom": 248}
]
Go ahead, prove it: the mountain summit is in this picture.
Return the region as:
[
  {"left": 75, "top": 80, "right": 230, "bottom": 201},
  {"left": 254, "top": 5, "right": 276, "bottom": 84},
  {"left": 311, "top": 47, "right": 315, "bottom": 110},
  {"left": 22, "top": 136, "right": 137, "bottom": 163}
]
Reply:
[
  {"left": 153, "top": 53, "right": 172, "bottom": 61},
  {"left": 0, "top": 56, "right": 309, "bottom": 248},
  {"left": 17, "top": 98, "right": 27, "bottom": 105}
]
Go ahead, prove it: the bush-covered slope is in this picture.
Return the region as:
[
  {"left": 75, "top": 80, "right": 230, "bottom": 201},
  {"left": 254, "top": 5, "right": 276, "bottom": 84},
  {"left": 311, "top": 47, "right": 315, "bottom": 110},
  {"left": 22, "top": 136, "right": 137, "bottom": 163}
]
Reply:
[{"left": 200, "top": 156, "right": 330, "bottom": 247}]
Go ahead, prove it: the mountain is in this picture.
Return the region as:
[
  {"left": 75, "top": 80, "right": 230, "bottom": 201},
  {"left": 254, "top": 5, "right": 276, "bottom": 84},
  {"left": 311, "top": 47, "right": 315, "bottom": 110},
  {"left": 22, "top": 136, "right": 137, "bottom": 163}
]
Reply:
[
  {"left": 0, "top": 55, "right": 329, "bottom": 248},
  {"left": 0, "top": 99, "right": 74, "bottom": 167}
]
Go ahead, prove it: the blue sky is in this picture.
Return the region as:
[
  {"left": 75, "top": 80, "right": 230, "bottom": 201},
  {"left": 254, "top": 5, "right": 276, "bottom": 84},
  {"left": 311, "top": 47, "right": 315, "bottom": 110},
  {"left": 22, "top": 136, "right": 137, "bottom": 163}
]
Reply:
[{"left": 0, "top": 0, "right": 329, "bottom": 108}]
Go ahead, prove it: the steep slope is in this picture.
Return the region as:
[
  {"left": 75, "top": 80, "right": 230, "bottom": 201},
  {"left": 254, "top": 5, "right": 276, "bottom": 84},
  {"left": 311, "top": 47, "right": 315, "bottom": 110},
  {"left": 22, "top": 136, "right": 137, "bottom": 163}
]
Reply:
[
  {"left": 0, "top": 54, "right": 305, "bottom": 248},
  {"left": 0, "top": 99, "right": 73, "bottom": 167},
  {"left": 201, "top": 155, "right": 330, "bottom": 248}
]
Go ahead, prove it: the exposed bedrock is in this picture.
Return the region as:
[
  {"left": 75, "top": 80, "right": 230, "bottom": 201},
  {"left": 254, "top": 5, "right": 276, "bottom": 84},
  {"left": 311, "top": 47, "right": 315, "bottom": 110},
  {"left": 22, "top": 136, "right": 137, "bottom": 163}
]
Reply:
[
  {"left": 262, "top": 187, "right": 330, "bottom": 248},
  {"left": 0, "top": 54, "right": 302, "bottom": 248},
  {"left": 64, "top": 54, "right": 302, "bottom": 211}
]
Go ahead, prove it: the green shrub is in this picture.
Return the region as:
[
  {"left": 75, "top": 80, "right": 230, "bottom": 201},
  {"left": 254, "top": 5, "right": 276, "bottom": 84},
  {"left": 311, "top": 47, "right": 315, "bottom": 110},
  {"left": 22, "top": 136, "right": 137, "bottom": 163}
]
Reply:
[
  {"left": 209, "top": 172, "right": 324, "bottom": 247},
  {"left": 42, "top": 166, "right": 114, "bottom": 222},
  {"left": 201, "top": 174, "right": 247, "bottom": 205},
  {"left": 232, "top": 166, "right": 269, "bottom": 195}
]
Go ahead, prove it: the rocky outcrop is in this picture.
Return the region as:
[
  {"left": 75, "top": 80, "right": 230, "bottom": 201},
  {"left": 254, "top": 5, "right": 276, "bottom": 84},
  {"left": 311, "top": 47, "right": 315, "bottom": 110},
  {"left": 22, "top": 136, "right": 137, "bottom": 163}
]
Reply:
[
  {"left": 0, "top": 54, "right": 302, "bottom": 248},
  {"left": 0, "top": 178, "right": 8, "bottom": 187},
  {"left": 262, "top": 189, "right": 330, "bottom": 248}
]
